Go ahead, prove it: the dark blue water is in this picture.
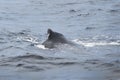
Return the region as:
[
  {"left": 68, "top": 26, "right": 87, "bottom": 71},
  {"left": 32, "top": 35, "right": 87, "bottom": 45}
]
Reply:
[{"left": 0, "top": 0, "right": 120, "bottom": 80}]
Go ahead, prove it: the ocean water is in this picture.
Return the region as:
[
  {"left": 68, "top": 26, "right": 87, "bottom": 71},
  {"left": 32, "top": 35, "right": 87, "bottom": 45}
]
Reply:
[{"left": 0, "top": 0, "right": 120, "bottom": 80}]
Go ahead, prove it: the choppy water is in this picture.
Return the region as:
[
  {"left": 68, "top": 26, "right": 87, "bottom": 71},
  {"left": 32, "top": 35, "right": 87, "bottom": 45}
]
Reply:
[{"left": 0, "top": 0, "right": 120, "bottom": 80}]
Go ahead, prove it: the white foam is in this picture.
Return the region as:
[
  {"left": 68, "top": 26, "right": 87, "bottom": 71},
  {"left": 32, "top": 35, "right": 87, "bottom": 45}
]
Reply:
[
  {"left": 35, "top": 44, "right": 47, "bottom": 49},
  {"left": 17, "top": 36, "right": 39, "bottom": 44},
  {"left": 73, "top": 39, "right": 120, "bottom": 47}
]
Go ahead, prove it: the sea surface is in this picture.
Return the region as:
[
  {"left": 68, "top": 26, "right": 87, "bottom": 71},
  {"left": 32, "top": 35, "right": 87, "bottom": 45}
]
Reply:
[{"left": 0, "top": 0, "right": 120, "bottom": 80}]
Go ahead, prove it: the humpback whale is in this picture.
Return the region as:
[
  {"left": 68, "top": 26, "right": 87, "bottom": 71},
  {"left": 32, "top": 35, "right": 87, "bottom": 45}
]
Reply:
[{"left": 42, "top": 29, "right": 70, "bottom": 48}]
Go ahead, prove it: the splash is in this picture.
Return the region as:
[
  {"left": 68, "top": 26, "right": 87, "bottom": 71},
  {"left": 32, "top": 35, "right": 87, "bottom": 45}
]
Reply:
[
  {"left": 73, "top": 39, "right": 120, "bottom": 47},
  {"left": 35, "top": 44, "right": 47, "bottom": 49}
]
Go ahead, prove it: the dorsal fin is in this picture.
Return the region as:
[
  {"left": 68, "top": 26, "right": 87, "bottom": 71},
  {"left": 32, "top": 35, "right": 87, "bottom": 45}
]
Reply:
[{"left": 47, "top": 28, "right": 53, "bottom": 35}]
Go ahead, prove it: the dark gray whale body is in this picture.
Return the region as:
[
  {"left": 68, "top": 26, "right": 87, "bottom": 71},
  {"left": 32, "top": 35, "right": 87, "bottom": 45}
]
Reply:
[{"left": 42, "top": 29, "right": 71, "bottom": 48}]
